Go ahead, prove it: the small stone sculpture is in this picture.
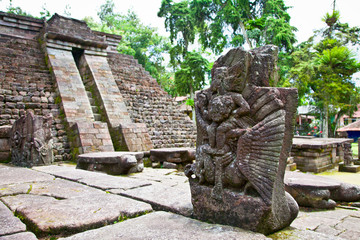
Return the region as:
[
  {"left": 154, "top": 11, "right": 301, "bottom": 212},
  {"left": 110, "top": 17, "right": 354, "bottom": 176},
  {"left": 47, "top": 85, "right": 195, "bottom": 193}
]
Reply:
[
  {"left": 185, "top": 46, "right": 299, "bottom": 234},
  {"left": 10, "top": 111, "right": 53, "bottom": 167}
]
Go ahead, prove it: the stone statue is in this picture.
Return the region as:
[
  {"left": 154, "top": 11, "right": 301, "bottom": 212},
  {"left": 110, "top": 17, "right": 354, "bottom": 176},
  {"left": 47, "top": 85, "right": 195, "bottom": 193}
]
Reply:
[
  {"left": 10, "top": 111, "right": 53, "bottom": 167},
  {"left": 185, "top": 46, "right": 299, "bottom": 234}
]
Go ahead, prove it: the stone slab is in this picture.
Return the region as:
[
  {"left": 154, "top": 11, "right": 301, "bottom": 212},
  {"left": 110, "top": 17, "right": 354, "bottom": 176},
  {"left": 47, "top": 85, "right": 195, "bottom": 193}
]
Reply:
[
  {"left": 292, "top": 137, "right": 353, "bottom": 149},
  {"left": 33, "top": 165, "right": 151, "bottom": 191},
  {"left": 1, "top": 193, "right": 152, "bottom": 237},
  {"left": 0, "top": 165, "right": 54, "bottom": 185},
  {"left": 285, "top": 171, "right": 360, "bottom": 208},
  {"left": 150, "top": 147, "right": 195, "bottom": 163},
  {"left": 128, "top": 167, "right": 185, "bottom": 183},
  {"left": 78, "top": 151, "right": 144, "bottom": 162},
  {"left": 0, "top": 178, "right": 104, "bottom": 198},
  {"left": 269, "top": 227, "right": 346, "bottom": 240},
  {"left": 289, "top": 208, "right": 360, "bottom": 240},
  {"left": 285, "top": 171, "right": 341, "bottom": 189},
  {"left": 112, "top": 168, "right": 193, "bottom": 216},
  {"left": 59, "top": 211, "right": 269, "bottom": 240},
  {"left": 339, "top": 163, "right": 360, "bottom": 173},
  {"left": 0, "top": 232, "right": 38, "bottom": 240},
  {"left": 0, "top": 201, "right": 26, "bottom": 236},
  {"left": 77, "top": 151, "right": 144, "bottom": 175},
  {"left": 113, "top": 181, "right": 193, "bottom": 217}
]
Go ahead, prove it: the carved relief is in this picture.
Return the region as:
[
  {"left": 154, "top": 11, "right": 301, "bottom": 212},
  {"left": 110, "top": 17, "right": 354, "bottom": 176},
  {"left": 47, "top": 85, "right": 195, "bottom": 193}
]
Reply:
[
  {"left": 10, "top": 111, "right": 53, "bottom": 167},
  {"left": 185, "top": 46, "right": 299, "bottom": 234}
]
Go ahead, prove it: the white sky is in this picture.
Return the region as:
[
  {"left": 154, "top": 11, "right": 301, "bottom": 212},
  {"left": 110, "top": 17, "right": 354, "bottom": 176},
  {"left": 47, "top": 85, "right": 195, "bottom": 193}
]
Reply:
[{"left": 1, "top": 0, "right": 359, "bottom": 43}]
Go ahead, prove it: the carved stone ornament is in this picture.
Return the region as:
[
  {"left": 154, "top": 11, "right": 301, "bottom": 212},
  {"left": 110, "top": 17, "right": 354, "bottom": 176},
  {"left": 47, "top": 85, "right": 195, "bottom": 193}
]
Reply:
[
  {"left": 10, "top": 111, "right": 53, "bottom": 167},
  {"left": 185, "top": 46, "right": 299, "bottom": 234}
]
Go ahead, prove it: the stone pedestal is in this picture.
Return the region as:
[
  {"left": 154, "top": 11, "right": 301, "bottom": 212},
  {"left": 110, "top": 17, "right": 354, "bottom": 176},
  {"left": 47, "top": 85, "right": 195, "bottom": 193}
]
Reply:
[{"left": 189, "top": 178, "right": 298, "bottom": 234}]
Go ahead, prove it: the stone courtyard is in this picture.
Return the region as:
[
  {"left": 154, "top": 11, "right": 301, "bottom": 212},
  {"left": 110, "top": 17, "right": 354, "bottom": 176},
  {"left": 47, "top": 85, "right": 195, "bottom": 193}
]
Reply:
[
  {"left": 1, "top": 163, "right": 359, "bottom": 240},
  {"left": 1, "top": 11, "right": 360, "bottom": 240}
]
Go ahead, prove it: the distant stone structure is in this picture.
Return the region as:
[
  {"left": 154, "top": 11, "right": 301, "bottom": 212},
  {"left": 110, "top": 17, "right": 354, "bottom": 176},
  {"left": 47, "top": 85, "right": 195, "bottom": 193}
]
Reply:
[
  {"left": 185, "top": 46, "right": 299, "bottom": 234},
  {"left": 0, "top": 12, "right": 196, "bottom": 160},
  {"left": 291, "top": 137, "right": 354, "bottom": 172},
  {"left": 10, "top": 111, "right": 53, "bottom": 167}
]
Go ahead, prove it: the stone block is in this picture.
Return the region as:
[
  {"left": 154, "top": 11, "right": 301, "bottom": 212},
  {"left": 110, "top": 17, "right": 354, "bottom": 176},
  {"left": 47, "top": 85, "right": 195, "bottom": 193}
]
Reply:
[
  {"left": 0, "top": 138, "right": 10, "bottom": 151},
  {"left": 0, "top": 151, "right": 11, "bottom": 162},
  {"left": 77, "top": 151, "right": 144, "bottom": 175},
  {"left": 150, "top": 148, "right": 195, "bottom": 163}
]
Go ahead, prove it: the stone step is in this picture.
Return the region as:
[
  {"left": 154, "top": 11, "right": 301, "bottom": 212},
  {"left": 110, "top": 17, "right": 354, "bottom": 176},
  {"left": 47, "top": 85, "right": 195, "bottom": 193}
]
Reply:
[
  {"left": 94, "top": 113, "right": 102, "bottom": 121},
  {"left": 86, "top": 91, "right": 92, "bottom": 98},
  {"left": 91, "top": 106, "right": 98, "bottom": 113},
  {"left": 89, "top": 98, "right": 95, "bottom": 105}
]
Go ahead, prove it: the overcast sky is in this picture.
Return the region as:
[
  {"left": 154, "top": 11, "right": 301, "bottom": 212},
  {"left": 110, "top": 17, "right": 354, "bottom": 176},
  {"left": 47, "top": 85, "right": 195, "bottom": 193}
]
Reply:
[{"left": 1, "top": 0, "right": 359, "bottom": 43}]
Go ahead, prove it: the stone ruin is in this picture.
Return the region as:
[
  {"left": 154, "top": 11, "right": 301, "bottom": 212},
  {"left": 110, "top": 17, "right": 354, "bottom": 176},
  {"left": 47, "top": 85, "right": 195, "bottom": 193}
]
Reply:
[
  {"left": 0, "top": 12, "right": 196, "bottom": 167},
  {"left": 185, "top": 46, "right": 299, "bottom": 234},
  {"left": 10, "top": 111, "right": 53, "bottom": 167}
]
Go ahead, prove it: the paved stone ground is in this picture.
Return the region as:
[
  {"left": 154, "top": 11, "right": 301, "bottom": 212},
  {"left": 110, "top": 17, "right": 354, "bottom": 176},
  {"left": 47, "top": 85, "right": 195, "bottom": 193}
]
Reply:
[{"left": 0, "top": 163, "right": 359, "bottom": 240}]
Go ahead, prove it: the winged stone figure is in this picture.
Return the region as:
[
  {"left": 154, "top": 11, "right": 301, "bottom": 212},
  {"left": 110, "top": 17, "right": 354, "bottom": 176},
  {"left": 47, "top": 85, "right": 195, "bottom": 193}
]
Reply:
[{"left": 185, "top": 45, "right": 299, "bottom": 234}]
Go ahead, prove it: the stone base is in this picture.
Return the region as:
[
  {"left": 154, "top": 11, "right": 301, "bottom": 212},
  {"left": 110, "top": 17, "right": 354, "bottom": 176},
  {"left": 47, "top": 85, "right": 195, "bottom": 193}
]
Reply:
[
  {"left": 189, "top": 178, "right": 298, "bottom": 235},
  {"left": 339, "top": 163, "right": 360, "bottom": 173},
  {"left": 77, "top": 151, "right": 144, "bottom": 175}
]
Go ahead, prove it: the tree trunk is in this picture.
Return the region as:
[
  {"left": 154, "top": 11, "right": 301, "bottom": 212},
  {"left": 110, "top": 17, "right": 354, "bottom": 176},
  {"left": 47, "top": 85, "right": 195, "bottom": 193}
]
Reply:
[
  {"left": 323, "top": 105, "right": 329, "bottom": 138},
  {"left": 239, "top": 20, "right": 252, "bottom": 49}
]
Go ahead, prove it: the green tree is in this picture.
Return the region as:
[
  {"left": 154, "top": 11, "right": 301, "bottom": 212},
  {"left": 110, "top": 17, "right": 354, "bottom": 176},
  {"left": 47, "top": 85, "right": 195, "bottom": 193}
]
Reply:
[
  {"left": 190, "top": 0, "right": 297, "bottom": 54},
  {"left": 84, "top": 1, "right": 171, "bottom": 92},
  {"left": 158, "top": 0, "right": 297, "bottom": 101},
  {"left": 175, "top": 51, "right": 209, "bottom": 120},
  {"left": 158, "top": 0, "right": 210, "bottom": 112},
  {"left": 158, "top": 0, "right": 196, "bottom": 65},
  {"left": 290, "top": 11, "right": 360, "bottom": 137}
]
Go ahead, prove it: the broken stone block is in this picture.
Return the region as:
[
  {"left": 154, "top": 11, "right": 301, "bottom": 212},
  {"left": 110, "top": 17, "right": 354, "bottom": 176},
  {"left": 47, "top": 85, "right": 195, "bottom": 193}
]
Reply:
[
  {"left": 150, "top": 148, "right": 195, "bottom": 163},
  {"left": 285, "top": 171, "right": 360, "bottom": 208},
  {"left": 185, "top": 46, "right": 299, "bottom": 234},
  {"left": 10, "top": 111, "right": 53, "bottom": 167},
  {"left": 77, "top": 151, "right": 144, "bottom": 175}
]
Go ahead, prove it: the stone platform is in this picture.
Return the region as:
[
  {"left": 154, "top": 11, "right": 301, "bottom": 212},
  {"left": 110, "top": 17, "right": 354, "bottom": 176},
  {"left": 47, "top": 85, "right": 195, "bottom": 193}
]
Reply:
[
  {"left": 291, "top": 137, "right": 353, "bottom": 172},
  {"left": 0, "top": 163, "right": 359, "bottom": 239}
]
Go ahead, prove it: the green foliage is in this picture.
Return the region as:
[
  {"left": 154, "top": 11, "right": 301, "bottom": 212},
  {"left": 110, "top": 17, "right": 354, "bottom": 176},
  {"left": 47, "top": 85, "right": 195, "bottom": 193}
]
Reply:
[
  {"left": 174, "top": 51, "right": 209, "bottom": 96},
  {"left": 188, "top": 0, "right": 297, "bottom": 54},
  {"left": 5, "top": 0, "right": 53, "bottom": 19},
  {"left": 185, "top": 98, "right": 194, "bottom": 107},
  {"left": 158, "top": 0, "right": 297, "bottom": 97},
  {"left": 84, "top": 1, "right": 171, "bottom": 93},
  {"left": 158, "top": 0, "right": 196, "bottom": 59},
  {"left": 289, "top": 11, "right": 360, "bottom": 136},
  {"left": 6, "top": 0, "right": 33, "bottom": 17}
]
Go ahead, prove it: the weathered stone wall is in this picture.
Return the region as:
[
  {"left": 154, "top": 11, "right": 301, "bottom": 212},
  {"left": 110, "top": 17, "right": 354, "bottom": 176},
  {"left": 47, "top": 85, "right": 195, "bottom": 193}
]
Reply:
[
  {"left": 0, "top": 11, "right": 197, "bottom": 154},
  {"left": 0, "top": 125, "right": 11, "bottom": 162},
  {"left": 0, "top": 32, "right": 70, "bottom": 161},
  {"left": 107, "top": 53, "right": 196, "bottom": 148}
]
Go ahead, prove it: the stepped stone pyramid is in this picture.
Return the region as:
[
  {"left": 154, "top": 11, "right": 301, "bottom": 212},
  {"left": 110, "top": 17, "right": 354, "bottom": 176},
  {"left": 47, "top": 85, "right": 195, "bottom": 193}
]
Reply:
[{"left": 0, "top": 12, "right": 196, "bottom": 161}]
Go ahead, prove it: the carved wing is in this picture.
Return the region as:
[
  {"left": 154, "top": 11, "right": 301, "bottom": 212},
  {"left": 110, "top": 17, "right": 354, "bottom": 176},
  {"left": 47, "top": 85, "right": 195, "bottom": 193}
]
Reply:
[{"left": 237, "top": 104, "right": 285, "bottom": 205}]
